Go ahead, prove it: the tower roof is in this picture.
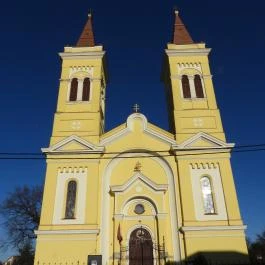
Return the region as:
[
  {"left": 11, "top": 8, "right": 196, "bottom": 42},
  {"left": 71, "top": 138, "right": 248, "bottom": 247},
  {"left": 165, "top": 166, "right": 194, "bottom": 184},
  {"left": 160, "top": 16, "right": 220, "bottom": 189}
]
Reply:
[
  {"left": 76, "top": 13, "right": 95, "bottom": 47},
  {"left": 172, "top": 10, "right": 194, "bottom": 45}
]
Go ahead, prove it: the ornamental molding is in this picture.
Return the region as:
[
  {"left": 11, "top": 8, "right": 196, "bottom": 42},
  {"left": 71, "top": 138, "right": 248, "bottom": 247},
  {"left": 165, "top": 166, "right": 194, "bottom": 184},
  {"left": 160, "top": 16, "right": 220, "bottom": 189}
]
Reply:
[
  {"left": 172, "top": 132, "right": 235, "bottom": 151},
  {"left": 165, "top": 48, "right": 211, "bottom": 57},
  {"left": 180, "top": 225, "right": 247, "bottom": 232},
  {"left": 190, "top": 162, "right": 218, "bottom": 170},
  {"left": 59, "top": 51, "right": 105, "bottom": 60},
  {"left": 171, "top": 74, "right": 210, "bottom": 80},
  {"left": 100, "top": 113, "right": 176, "bottom": 146},
  {"left": 34, "top": 229, "right": 100, "bottom": 235},
  {"left": 110, "top": 172, "right": 168, "bottom": 193},
  {"left": 42, "top": 135, "right": 105, "bottom": 154}
]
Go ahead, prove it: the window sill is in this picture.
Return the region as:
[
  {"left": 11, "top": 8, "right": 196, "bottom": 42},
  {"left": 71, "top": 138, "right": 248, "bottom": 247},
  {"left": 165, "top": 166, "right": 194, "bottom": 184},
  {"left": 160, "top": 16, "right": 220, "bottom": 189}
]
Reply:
[
  {"left": 66, "top": 101, "right": 91, "bottom": 105},
  {"left": 183, "top": 97, "right": 206, "bottom": 101}
]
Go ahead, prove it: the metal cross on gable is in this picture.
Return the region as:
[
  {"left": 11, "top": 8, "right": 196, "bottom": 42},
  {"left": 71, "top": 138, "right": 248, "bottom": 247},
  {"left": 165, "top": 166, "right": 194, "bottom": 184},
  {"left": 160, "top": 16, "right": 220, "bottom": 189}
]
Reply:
[{"left": 133, "top": 104, "right": 140, "bottom": 113}]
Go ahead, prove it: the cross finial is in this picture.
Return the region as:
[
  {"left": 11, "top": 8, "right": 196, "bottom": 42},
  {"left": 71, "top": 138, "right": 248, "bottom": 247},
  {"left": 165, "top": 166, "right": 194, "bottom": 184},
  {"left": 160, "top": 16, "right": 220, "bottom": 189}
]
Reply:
[
  {"left": 133, "top": 104, "right": 140, "bottom": 113},
  {"left": 134, "top": 161, "right": 142, "bottom": 172}
]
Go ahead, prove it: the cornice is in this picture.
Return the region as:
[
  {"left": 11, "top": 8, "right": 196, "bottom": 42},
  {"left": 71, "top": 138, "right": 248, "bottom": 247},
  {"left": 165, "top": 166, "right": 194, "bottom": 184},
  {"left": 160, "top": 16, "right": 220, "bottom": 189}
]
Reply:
[
  {"left": 165, "top": 48, "right": 211, "bottom": 57},
  {"left": 42, "top": 135, "right": 105, "bottom": 154},
  {"left": 180, "top": 225, "right": 247, "bottom": 232},
  {"left": 100, "top": 113, "right": 176, "bottom": 146},
  {"left": 35, "top": 229, "right": 100, "bottom": 235},
  {"left": 170, "top": 74, "right": 213, "bottom": 80},
  {"left": 59, "top": 51, "right": 105, "bottom": 60},
  {"left": 172, "top": 132, "right": 235, "bottom": 151}
]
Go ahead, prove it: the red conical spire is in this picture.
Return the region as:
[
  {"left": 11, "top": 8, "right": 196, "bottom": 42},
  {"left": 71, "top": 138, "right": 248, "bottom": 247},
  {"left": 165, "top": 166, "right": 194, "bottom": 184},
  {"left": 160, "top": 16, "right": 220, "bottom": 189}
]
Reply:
[
  {"left": 76, "top": 13, "right": 95, "bottom": 47},
  {"left": 173, "top": 10, "right": 194, "bottom": 45}
]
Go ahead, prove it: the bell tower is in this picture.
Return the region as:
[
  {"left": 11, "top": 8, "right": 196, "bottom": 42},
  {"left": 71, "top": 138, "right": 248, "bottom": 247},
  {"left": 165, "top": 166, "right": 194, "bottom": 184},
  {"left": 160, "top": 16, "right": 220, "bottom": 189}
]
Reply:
[
  {"left": 162, "top": 10, "right": 225, "bottom": 144},
  {"left": 51, "top": 13, "right": 107, "bottom": 146}
]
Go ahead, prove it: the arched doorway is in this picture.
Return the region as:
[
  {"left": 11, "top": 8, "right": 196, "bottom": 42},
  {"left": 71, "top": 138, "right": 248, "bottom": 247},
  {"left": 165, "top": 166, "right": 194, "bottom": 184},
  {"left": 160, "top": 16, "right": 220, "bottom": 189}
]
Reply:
[{"left": 129, "top": 227, "right": 153, "bottom": 265}]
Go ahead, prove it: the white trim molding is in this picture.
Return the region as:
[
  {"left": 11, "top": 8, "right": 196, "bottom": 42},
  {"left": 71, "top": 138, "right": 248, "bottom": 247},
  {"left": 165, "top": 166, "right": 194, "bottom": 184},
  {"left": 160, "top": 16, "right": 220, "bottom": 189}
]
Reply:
[
  {"left": 100, "top": 113, "right": 176, "bottom": 146},
  {"left": 35, "top": 229, "right": 100, "bottom": 235},
  {"left": 42, "top": 135, "right": 105, "bottom": 154},
  {"left": 189, "top": 164, "right": 228, "bottom": 221},
  {"left": 180, "top": 225, "right": 247, "bottom": 232},
  {"left": 110, "top": 173, "right": 168, "bottom": 193},
  {"left": 172, "top": 132, "right": 235, "bottom": 151},
  {"left": 100, "top": 151, "right": 182, "bottom": 264},
  {"left": 52, "top": 167, "right": 88, "bottom": 225},
  {"left": 59, "top": 51, "right": 105, "bottom": 60},
  {"left": 165, "top": 48, "right": 211, "bottom": 57}
]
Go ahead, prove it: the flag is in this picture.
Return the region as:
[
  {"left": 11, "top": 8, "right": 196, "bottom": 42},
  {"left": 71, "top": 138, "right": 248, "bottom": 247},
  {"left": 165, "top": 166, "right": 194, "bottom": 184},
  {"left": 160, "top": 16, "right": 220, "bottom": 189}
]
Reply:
[{"left": 117, "top": 223, "right": 123, "bottom": 244}]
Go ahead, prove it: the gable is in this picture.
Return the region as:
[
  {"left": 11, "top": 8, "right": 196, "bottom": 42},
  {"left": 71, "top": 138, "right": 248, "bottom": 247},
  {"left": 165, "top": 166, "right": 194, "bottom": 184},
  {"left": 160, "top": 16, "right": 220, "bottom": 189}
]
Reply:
[
  {"left": 175, "top": 132, "right": 234, "bottom": 150},
  {"left": 100, "top": 113, "right": 175, "bottom": 147},
  {"left": 42, "top": 135, "right": 104, "bottom": 154},
  {"left": 110, "top": 173, "right": 168, "bottom": 193}
]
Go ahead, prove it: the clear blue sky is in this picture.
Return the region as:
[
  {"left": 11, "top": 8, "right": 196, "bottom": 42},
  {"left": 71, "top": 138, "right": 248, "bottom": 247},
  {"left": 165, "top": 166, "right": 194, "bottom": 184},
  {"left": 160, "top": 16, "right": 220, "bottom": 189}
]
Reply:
[{"left": 0, "top": 0, "right": 265, "bottom": 260}]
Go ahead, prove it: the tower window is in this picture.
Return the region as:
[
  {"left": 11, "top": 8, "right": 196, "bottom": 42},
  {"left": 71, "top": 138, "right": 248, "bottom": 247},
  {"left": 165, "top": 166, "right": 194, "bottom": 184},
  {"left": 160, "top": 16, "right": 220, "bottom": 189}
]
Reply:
[
  {"left": 181, "top": 75, "right": 191, "bottom": 98},
  {"left": 69, "top": 78, "right": 78, "bottom": 101},
  {"left": 194, "top": 75, "right": 204, "bottom": 98},
  {"left": 200, "top": 176, "right": 215, "bottom": 214},
  {"left": 65, "top": 180, "right": 77, "bottom": 219},
  {"left": 82, "top": 78, "right": 90, "bottom": 101}
]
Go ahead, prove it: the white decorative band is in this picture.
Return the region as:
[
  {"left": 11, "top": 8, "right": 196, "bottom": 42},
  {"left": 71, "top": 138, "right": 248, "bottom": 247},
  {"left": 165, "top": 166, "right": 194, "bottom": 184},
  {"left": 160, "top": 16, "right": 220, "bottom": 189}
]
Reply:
[
  {"left": 165, "top": 48, "right": 211, "bottom": 57},
  {"left": 59, "top": 51, "right": 105, "bottom": 59},
  {"left": 180, "top": 225, "right": 247, "bottom": 232},
  {"left": 35, "top": 229, "right": 100, "bottom": 235}
]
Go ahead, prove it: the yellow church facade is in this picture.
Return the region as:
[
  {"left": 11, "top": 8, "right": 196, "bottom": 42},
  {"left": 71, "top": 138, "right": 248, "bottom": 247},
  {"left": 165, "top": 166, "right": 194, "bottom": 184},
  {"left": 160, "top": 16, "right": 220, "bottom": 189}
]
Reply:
[{"left": 34, "top": 11, "right": 249, "bottom": 265}]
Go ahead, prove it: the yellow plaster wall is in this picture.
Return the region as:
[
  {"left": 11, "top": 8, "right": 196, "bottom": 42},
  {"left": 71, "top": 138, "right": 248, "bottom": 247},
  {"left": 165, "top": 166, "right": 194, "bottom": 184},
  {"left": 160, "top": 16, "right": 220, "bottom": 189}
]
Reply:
[
  {"left": 35, "top": 235, "right": 99, "bottom": 264},
  {"left": 35, "top": 37, "right": 249, "bottom": 264}
]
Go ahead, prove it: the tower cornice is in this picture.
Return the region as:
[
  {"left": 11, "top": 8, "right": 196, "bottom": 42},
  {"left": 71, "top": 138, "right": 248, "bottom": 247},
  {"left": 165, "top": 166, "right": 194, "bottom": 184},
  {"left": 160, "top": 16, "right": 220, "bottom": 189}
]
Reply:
[
  {"left": 59, "top": 50, "right": 105, "bottom": 60},
  {"left": 165, "top": 47, "right": 211, "bottom": 57}
]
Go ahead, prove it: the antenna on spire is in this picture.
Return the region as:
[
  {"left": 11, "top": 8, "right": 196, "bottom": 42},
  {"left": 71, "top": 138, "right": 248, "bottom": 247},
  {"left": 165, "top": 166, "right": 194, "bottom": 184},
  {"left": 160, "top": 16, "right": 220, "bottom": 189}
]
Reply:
[
  {"left": 173, "top": 6, "right": 179, "bottom": 13},
  {"left": 88, "top": 8, "right": 92, "bottom": 18}
]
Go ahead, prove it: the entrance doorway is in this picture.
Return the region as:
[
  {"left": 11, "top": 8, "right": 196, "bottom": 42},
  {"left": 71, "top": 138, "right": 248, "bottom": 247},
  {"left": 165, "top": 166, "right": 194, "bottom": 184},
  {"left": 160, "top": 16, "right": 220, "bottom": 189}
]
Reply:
[{"left": 129, "top": 227, "right": 153, "bottom": 265}]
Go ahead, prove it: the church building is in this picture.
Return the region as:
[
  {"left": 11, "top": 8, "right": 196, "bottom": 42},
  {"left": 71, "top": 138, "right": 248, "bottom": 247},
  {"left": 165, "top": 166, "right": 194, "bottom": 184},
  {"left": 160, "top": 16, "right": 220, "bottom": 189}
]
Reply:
[{"left": 34, "top": 11, "right": 249, "bottom": 265}]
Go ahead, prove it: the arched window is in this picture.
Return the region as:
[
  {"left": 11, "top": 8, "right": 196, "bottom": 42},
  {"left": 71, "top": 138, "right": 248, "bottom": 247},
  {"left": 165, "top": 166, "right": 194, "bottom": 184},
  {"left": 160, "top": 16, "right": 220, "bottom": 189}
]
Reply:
[
  {"left": 200, "top": 177, "right": 215, "bottom": 214},
  {"left": 65, "top": 180, "right": 77, "bottom": 219},
  {"left": 194, "top": 75, "right": 204, "bottom": 98},
  {"left": 82, "top": 78, "right": 90, "bottom": 101},
  {"left": 69, "top": 78, "right": 78, "bottom": 101},
  {"left": 181, "top": 75, "right": 191, "bottom": 98}
]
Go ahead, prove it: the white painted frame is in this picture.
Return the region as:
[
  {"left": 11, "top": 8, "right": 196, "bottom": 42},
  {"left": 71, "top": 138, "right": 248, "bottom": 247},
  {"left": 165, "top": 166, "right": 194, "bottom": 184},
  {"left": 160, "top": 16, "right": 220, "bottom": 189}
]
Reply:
[
  {"left": 190, "top": 164, "right": 228, "bottom": 221},
  {"left": 100, "top": 151, "right": 182, "bottom": 265},
  {"left": 53, "top": 167, "right": 88, "bottom": 224}
]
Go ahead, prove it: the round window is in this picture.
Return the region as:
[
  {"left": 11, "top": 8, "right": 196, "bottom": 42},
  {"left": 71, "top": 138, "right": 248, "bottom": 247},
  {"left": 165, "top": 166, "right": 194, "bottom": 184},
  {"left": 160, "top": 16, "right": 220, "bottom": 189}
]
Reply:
[{"left": 134, "top": 204, "right": 145, "bottom": 215}]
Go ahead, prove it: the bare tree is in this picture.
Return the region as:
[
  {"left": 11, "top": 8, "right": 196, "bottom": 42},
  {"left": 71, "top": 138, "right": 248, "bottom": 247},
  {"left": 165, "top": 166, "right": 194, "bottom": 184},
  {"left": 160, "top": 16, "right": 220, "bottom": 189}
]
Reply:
[
  {"left": 0, "top": 185, "right": 42, "bottom": 249},
  {"left": 248, "top": 231, "right": 265, "bottom": 264}
]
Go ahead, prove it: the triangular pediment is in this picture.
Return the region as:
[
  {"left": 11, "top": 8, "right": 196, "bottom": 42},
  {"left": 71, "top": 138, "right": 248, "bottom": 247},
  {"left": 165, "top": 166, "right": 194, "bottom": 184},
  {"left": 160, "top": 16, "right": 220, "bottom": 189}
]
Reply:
[
  {"left": 42, "top": 135, "right": 105, "bottom": 154},
  {"left": 100, "top": 113, "right": 176, "bottom": 146},
  {"left": 175, "top": 132, "right": 234, "bottom": 150},
  {"left": 110, "top": 173, "right": 168, "bottom": 193}
]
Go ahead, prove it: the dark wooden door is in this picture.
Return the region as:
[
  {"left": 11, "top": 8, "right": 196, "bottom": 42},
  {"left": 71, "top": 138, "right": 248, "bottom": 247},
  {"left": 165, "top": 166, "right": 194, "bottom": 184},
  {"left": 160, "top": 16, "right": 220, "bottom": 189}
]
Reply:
[{"left": 129, "top": 228, "right": 153, "bottom": 265}]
